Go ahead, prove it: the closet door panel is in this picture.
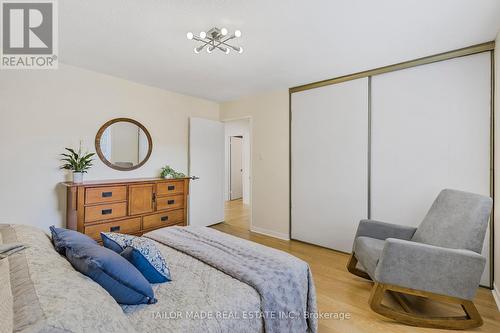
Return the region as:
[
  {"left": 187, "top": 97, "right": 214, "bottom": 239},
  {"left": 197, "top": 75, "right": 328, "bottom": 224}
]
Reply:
[
  {"left": 291, "top": 78, "right": 368, "bottom": 252},
  {"left": 371, "top": 52, "right": 491, "bottom": 285}
]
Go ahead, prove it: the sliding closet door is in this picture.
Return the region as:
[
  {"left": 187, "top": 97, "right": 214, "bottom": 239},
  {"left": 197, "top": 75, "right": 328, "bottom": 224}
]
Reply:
[
  {"left": 291, "top": 78, "right": 368, "bottom": 252},
  {"left": 371, "top": 52, "right": 491, "bottom": 285}
]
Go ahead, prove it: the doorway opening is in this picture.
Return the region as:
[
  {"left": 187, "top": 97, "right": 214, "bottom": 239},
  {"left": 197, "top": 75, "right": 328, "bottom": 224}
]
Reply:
[
  {"left": 223, "top": 118, "right": 251, "bottom": 231},
  {"left": 230, "top": 136, "right": 243, "bottom": 200}
]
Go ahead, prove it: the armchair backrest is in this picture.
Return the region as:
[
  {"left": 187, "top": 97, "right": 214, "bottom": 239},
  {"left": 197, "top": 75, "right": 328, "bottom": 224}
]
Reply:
[{"left": 411, "top": 189, "right": 492, "bottom": 253}]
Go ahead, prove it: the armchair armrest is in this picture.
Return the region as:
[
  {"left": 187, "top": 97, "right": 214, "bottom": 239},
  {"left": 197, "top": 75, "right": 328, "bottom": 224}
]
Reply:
[
  {"left": 374, "top": 238, "right": 486, "bottom": 300},
  {"left": 354, "top": 219, "right": 417, "bottom": 241}
]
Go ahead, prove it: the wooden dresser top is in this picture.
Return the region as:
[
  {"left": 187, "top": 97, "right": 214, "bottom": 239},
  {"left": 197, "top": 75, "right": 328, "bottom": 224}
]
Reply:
[{"left": 61, "top": 177, "right": 190, "bottom": 187}]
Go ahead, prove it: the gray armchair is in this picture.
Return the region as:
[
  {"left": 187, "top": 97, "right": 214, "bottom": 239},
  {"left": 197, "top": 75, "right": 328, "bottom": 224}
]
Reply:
[{"left": 347, "top": 189, "right": 492, "bottom": 329}]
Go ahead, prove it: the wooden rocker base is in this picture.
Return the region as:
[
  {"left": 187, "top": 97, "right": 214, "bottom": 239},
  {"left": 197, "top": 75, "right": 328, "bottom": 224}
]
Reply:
[
  {"left": 346, "top": 254, "right": 483, "bottom": 330},
  {"left": 347, "top": 254, "right": 412, "bottom": 311},
  {"left": 369, "top": 282, "right": 483, "bottom": 330},
  {"left": 346, "top": 254, "right": 372, "bottom": 280}
]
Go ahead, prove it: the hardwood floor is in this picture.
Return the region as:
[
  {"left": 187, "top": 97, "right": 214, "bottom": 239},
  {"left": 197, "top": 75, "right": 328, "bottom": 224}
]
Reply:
[
  {"left": 223, "top": 199, "right": 250, "bottom": 229},
  {"left": 213, "top": 199, "right": 500, "bottom": 333}
]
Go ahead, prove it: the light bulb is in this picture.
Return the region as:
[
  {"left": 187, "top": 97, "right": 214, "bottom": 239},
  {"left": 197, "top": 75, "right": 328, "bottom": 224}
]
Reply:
[
  {"left": 207, "top": 47, "right": 212, "bottom": 54},
  {"left": 186, "top": 32, "right": 193, "bottom": 40},
  {"left": 234, "top": 30, "right": 242, "bottom": 38},
  {"left": 199, "top": 31, "right": 206, "bottom": 39},
  {"left": 194, "top": 47, "right": 200, "bottom": 54},
  {"left": 238, "top": 46, "right": 243, "bottom": 53},
  {"left": 221, "top": 28, "right": 228, "bottom": 36}
]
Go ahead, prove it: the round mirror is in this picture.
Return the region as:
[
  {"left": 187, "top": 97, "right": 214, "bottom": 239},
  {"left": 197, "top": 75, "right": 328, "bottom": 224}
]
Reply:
[{"left": 95, "top": 118, "right": 153, "bottom": 171}]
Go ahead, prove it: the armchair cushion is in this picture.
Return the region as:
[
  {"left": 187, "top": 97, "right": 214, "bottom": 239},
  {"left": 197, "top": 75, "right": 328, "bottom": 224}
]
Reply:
[
  {"left": 411, "top": 189, "right": 492, "bottom": 253},
  {"left": 353, "top": 236, "right": 384, "bottom": 278},
  {"left": 355, "top": 219, "right": 417, "bottom": 241},
  {"left": 374, "top": 238, "right": 486, "bottom": 300}
]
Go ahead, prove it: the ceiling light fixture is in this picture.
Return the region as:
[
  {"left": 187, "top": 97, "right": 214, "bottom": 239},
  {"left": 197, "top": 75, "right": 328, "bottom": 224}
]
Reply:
[{"left": 186, "top": 27, "right": 243, "bottom": 54}]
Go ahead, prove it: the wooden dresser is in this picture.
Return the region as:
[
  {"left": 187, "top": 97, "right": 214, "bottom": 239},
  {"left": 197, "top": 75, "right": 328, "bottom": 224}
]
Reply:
[{"left": 62, "top": 178, "right": 190, "bottom": 241}]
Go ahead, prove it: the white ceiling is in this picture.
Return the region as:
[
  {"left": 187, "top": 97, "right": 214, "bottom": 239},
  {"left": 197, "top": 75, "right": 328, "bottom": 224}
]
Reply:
[{"left": 60, "top": 0, "right": 500, "bottom": 102}]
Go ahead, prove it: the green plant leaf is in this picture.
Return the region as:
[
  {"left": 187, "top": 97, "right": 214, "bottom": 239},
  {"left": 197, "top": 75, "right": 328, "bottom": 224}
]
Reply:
[{"left": 60, "top": 147, "right": 95, "bottom": 173}]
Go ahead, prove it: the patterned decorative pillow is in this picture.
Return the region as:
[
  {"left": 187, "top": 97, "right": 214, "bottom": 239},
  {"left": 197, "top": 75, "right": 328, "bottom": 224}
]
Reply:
[{"left": 101, "top": 232, "right": 171, "bottom": 283}]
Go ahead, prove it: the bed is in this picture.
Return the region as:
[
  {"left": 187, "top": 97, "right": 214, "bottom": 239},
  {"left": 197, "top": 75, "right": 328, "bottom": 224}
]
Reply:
[{"left": 0, "top": 224, "right": 317, "bottom": 333}]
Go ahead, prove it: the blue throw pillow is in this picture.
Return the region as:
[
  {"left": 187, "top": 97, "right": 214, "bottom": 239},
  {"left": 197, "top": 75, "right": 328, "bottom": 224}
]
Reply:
[
  {"left": 101, "top": 232, "right": 171, "bottom": 283},
  {"left": 49, "top": 226, "right": 97, "bottom": 254},
  {"left": 66, "top": 242, "right": 157, "bottom": 305}
]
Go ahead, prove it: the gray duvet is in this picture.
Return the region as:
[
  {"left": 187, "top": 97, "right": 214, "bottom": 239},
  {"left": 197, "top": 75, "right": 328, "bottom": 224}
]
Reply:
[
  {"left": 122, "top": 238, "right": 264, "bottom": 333},
  {"left": 145, "top": 226, "right": 318, "bottom": 333}
]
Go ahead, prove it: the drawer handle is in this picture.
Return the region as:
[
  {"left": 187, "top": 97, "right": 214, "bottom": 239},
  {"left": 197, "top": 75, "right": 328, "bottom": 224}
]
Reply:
[
  {"left": 168, "top": 185, "right": 175, "bottom": 191},
  {"left": 161, "top": 216, "right": 169, "bottom": 222},
  {"left": 102, "top": 192, "right": 113, "bottom": 198},
  {"left": 110, "top": 226, "right": 120, "bottom": 232},
  {"left": 102, "top": 209, "right": 113, "bottom": 215},
  {"left": 168, "top": 200, "right": 175, "bottom": 205}
]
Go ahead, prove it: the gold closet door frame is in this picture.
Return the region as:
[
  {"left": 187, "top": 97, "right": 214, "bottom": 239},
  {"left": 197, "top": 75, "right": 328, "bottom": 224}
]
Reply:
[{"left": 288, "top": 41, "right": 495, "bottom": 288}]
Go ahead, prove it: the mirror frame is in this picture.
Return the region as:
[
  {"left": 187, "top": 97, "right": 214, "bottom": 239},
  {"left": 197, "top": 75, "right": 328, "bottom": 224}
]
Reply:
[{"left": 95, "top": 118, "right": 153, "bottom": 171}]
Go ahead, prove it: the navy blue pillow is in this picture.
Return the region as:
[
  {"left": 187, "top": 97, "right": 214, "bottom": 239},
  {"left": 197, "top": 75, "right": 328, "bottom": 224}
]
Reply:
[
  {"left": 101, "top": 234, "right": 123, "bottom": 253},
  {"left": 120, "top": 247, "right": 170, "bottom": 283},
  {"left": 66, "top": 242, "right": 157, "bottom": 305},
  {"left": 101, "top": 232, "right": 171, "bottom": 284},
  {"left": 49, "top": 226, "right": 97, "bottom": 254}
]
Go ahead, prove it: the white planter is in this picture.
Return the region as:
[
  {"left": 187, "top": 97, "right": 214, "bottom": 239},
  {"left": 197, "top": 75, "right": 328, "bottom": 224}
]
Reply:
[
  {"left": 73, "top": 172, "right": 84, "bottom": 183},
  {"left": 163, "top": 174, "right": 174, "bottom": 179}
]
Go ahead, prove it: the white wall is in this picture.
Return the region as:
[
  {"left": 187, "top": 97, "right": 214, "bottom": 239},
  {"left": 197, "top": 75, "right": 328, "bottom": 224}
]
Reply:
[
  {"left": 0, "top": 64, "right": 219, "bottom": 231},
  {"left": 220, "top": 90, "right": 290, "bottom": 240},
  {"left": 494, "top": 32, "right": 500, "bottom": 307},
  {"left": 224, "top": 119, "right": 251, "bottom": 205}
]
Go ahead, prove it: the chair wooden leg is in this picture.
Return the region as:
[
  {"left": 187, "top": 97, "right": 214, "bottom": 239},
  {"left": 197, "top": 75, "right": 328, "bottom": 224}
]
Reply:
[
  {"left": 369, "top": 282, "right": 483, "bottom": 330},
  {"left": 346, "top": 253, "right": 372, "bottom": 280},
  {"left": 388, "top": 290, "right": 412, "bottom": 313}
]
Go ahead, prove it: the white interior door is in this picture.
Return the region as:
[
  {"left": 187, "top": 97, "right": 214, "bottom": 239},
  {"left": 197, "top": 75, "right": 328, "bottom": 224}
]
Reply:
[
  {"left": 370, "top": 53, "right": 491, "bottom": 286},
  {"left": 291, "top": 78, "right": 369, "bottom": 252},
  {"left": 189, "top": 117, "right": 225, "bottom": 227},
  {"left": 230, "top": 136, "right": 243, "bottom": 200}
]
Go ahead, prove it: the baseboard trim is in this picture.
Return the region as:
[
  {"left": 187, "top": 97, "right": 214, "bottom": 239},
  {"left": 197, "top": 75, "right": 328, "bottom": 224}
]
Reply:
[
  {"left": 492, "top": 283, "right": 500, "bottom": 312},
  {"left": 250, "top": 226, "right": 290, "bottom": 241}
]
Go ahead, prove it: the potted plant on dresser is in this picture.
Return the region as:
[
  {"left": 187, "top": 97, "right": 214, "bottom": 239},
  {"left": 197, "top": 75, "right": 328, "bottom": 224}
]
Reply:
[
  {"left": 160, "top": 165, "right": 186, "bottom": 179},
  {"left": 60, "top": 147, "right": 95, "bottom": 183}
]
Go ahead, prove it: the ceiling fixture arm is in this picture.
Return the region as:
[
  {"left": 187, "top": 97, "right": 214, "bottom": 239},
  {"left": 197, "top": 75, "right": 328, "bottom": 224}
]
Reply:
[
  {"left": 192, "top": 35, "right": 208, "bottom": 43},
  {"left": 220, "top": 40, "right": 243, "bottom": 53},
  {"left": 192, "top": 36, "right": 214, "bottom": 53}
]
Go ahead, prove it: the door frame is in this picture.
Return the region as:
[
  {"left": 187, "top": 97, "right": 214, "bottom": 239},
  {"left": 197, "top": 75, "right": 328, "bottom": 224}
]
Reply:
[
  {"left": 222, "top": 116, "right": 253, "bottom": 229},
  {"left": 229, "top": 135, "right": 244, "bottom": 200}
]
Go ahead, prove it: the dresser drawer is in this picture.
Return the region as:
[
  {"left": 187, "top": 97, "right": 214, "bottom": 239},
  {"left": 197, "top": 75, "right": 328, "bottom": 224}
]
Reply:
[
  {"left": 84, "top": 217, "right": 141, "bottom": 240},
  {"left": 85, "top": 186, "right": 127, "bottom": 204},
  {"left": 156, "top": 194, "right": 184, "bottom": 211},
  {"left": 143, "top": 209, "right": 184, "bottom": 230},
  {"left": 157, "top": 181, "right": 184, "bottom": 196},
  {"left": 84, "top": 202, "right": 127, "bottom": 223}
]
